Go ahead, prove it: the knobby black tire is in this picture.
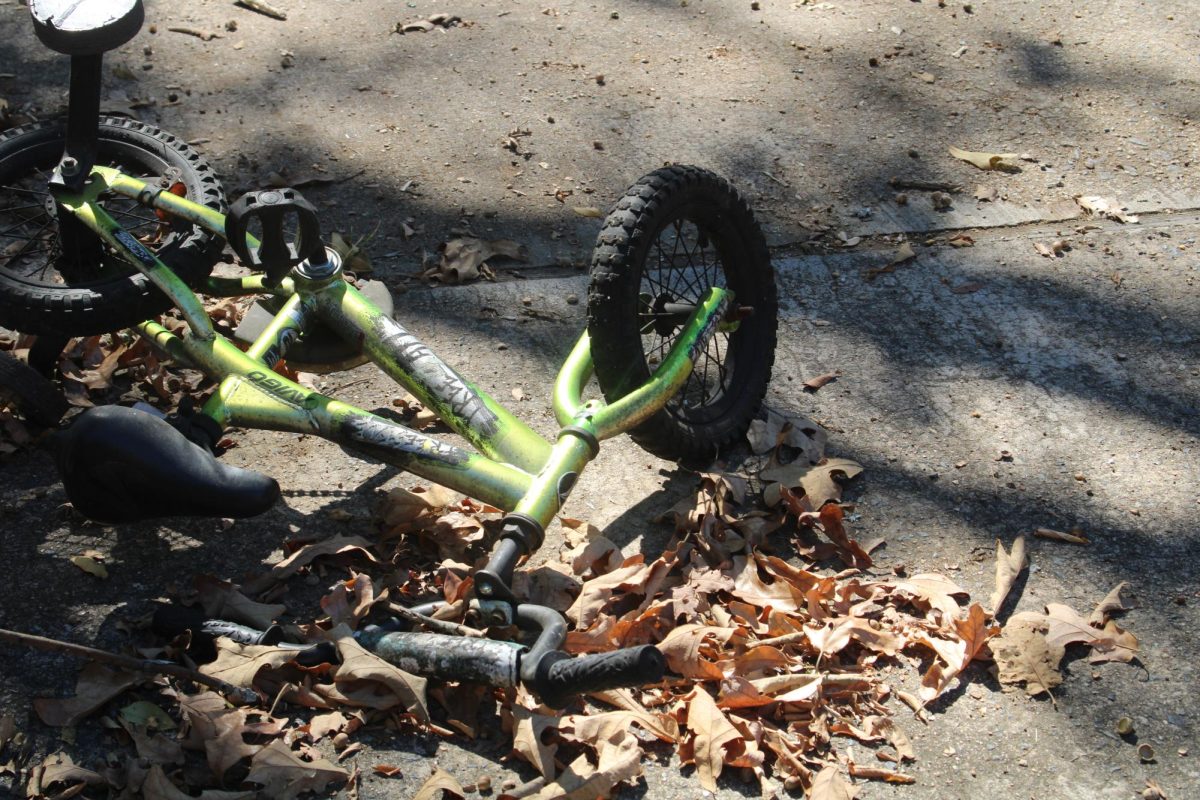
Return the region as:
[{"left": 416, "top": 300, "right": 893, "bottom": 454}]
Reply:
[
  {"left": 0, "top": 349, "right": 67, "bottom": 427},
  {"left": 0, "top": 116, "right": 225, "bottom": 336},
  {"left": 587, "top": 165, "right": 778, "bottom": 462}
]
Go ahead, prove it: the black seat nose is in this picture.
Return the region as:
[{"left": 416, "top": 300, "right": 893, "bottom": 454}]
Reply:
[
  {"left": 55, "top": 405, "right": 280, "bottom": 524},
  {"left": 30, "top": 0, "right": 144, "bottom": 56}
]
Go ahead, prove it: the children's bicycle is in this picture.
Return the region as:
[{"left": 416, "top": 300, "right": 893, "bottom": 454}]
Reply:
[{"left": 0, "top": 0, "right": 778, "bottom": 705}]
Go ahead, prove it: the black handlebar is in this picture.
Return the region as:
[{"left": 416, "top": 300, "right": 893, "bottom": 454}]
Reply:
[{"left": 152, "top": 603, "right": 664, "bottom": 708}]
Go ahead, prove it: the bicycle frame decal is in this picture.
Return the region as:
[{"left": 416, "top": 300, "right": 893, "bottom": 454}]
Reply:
[
  {"left": 245, "top": 370, "right": 308, "bottom": 407},
  {"left": 370, "top": 316, "right": 501, "bottom": 438},
  {"left": 111, "top": 229, "right": 158, "bottom": 268},
  {"left": 342, "top": 415, "right": 470, "bottom": 466},
  {"left": 688, "top": 294, "right": 730, "bottom": 361}
]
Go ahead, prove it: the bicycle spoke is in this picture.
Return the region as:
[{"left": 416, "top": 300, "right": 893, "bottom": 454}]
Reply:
[
  {"left": 1, "top": 218, "right": 53, "bottom": 267},
  {"left": 0, "top": 203, "right": 46, "bottom": 215},
  {"left": 104, "top": 205, "right": 159, "bottom": 227},
  {"left": 0, "top": 184, "right": 51, "bottom": 199}
]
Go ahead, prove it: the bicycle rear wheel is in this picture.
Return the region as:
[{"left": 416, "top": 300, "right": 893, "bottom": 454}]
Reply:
[{"left": 0, "top": 116, "right": 225, "bottom": 336}]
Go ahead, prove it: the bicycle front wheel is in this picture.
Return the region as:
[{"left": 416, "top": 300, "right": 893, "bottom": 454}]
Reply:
[
  {"left": 587, "top": 165, "right": 778, "bottom": 462},
  {"left": 0, "top": 116, "right": 225, "bottom": 336}
]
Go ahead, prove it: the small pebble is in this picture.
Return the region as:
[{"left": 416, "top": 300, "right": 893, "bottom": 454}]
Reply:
[{"left": 566, "top": 293, "right": 579, "bottom": 305}]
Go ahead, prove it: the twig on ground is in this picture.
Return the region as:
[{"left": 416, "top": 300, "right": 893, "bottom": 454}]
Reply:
[
  {"left": 167, "top": 27, "right": 220, "bottom": 41},
  {"left": 235, "top": 0, "right": 288, "bottom": 20},
  {"left": 386, "top": 603, "right": 484, "bottom": 637},
  {"left": 889, "top": 177, "right": 963, "bottom": 193},
  {"left": 0, "top": 626, "right": 258, "bottom": 705}
]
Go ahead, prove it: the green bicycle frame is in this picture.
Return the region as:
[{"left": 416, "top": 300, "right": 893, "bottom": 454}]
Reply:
[{"left": 52, "top": 167, "right": 733, "bottom": 580}]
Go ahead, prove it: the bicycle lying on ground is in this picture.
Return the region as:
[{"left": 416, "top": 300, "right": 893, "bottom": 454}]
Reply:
[{"left": 0, "top": 0, "right": 777, "bottom": 705}]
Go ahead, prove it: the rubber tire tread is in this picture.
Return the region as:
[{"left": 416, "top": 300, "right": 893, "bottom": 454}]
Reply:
[
  {"left": 0, "top": 116, "right": 225, "bottom": 336},
  {"left": 587, "top": 165, "right": 777, "bottom": 461}
]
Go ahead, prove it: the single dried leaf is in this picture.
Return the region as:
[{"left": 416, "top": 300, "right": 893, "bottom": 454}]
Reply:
[
  {"left": 1075, "top": 195, "right": 1138, "bottom": 223},
  {"left": 988, "top": 536, "right": 1027, "bottom": 614},
  {"left": 69, "top": 554, "right": 108, "bottom": 579},
  {"left": 199, "top": 639, "right": 298, "bottom": 689},
  {"left": 803, "top": 372, "right": 840, "bottom": 393},
  {"left": 119, "top": 701, "right": 176, "bottom": 730},
  {"left": 684, "top": 689, "right": 743, "bottom": 791},
  {"left": 808, "top": 616, "right": 904, "bottom": 657},
  {"left": 141, "top": 763, "right": 254, "bottom": 799},
  {"left": 729, "top": 555, "right": 805, "bottom": 613},
  {"left": 329, "top": 231, "right": 373, "bottom": 275},
  {"left": 123, "top": 723, "right": 186, "bottom": 767},
  {"left": 762, "top": 457, "right": 863, "bottom": 510},
  {"left": 868, "top": 716, "right": 915, "bottom": 762},
  {"left": 244, "top": 740, "right": 348, "bottom": 800},
  {"left": 747, "top": 409, "right": 827, "bottom": 461},
  {"left": 1034, "top": 527, "right": 1089, "bottom": 544},
  {"left": 567, "top": 557, "right": 651, "bottom": 627},
  {"left": 562, "top": 710, "right": 678, "bottom": 744},
  {"left": 865, "top": 242, "right": 917, "bottom": 279},
  {"left": 991, "top": 612, "right": 1064, "bottom": 696},
  {"left": 716, "top": 674, "right": 817, "bottom": 708},
  {"left": 331, "top": 629, "right": 429, "bottom": 720},
  {"left": 379, "top": 486, "right": 457, "bottom": 530},
  {"left": 308, "top": 711, "right": 349, "bottom": 741},
  {"left": 433, "top": 237, "right": 528, "bottom": 284},
  {"left": 892, "top": 573, "right": 968, "bottom": 618},
  {"left": 849, "top": 764, "right": 916, "bottom": 783},
  {"left": 954, "top": 603, "right": 1000, "bottom": 667},
  {"left": 809, "top": 765, "right": 857, "bottom": 800},
  {"left": 512, "top": 707, "right": 559, "bottom": 780},
  {"left": 949, "top": 146, "right": 1019, "bottom": 171},
  {"left": 659, "top": 625, "right": 737, "bottom": 680},
  {"left": 973, "top": 184, "right": 998, "bottom": 202},
  {"left": 34, "top": 663, "right": 139, "bottom": 726},
  {"left": 243, "top": 536, "right": 379, "bottom": 593},
  {"left": 568, "top": 534, "right": 623, "bottom": 577},
  {"left": 917, "top": 604, "right": 998, "bottom": 702},
  {"left": 531, "top": 729, "right": 644, "bottom": 800},
  {"left": 36, "top": 752, "right": 108, "bottom": 793},
  {"left": 1043, "top": 603, "right": 1138, "bottom": 663},
  {"left": 413, "top": 766, "right": 465, "bottom": 800},
  {"left": 195, "top": 575, "right": 285, "bottom": 629},
  {"left": 1089, "top": 582, "right": 1130, "bottom": 627}
]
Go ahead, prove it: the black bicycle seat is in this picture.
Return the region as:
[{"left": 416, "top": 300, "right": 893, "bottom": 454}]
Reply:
[
  {"left": 30, "top": 0, "right": 144, "bottom": 56},
  {"left": 55, "top": 405, "right": 280, "bottom": 523}
]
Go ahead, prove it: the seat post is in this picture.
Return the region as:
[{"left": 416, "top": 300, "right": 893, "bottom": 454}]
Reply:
[{"left": 56, "top": 53, "right": 103, "bottom": 191}]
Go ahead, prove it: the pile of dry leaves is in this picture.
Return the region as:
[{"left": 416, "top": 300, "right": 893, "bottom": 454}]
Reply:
[{"left": 2, "top": 404, "right": 1141, "bottom": 799}]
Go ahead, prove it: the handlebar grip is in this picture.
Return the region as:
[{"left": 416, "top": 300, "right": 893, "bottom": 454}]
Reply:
[
  {"left": 151, "top": 604, "right": 336, "bottom": 666},
  {"left": 152, "top": 604, "right": 283, "bottom": 646},
  {"left": 536, "top": 645, "right": 665, "bottom": 709}
]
